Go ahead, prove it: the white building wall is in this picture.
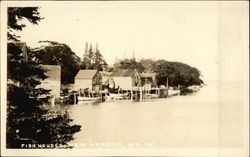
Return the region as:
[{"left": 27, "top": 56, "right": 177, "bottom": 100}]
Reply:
[
  {"left": 39, "top": 80, "right": 60, "bottom": 97},
  {"left": 113, "top": 77, "right": 132, "bottom": 90},
  {"left": 74, "top": 79, "right": 92, "bottom": 90},
  {"left": 38, "top": 65, "right": 61, "bottom": 98}
]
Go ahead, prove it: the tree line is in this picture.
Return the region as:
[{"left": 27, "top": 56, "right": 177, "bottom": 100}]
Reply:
[
  {"left": 114, "top": 58, "right": 204, "bottom": 88},
  {"left": 31, "top": 41, "right": 204, "bottom": 88}
]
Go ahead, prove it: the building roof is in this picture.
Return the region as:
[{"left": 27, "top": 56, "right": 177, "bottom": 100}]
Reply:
[
  {"left": 139, "top": 72, "right": 156, "bottom": 78},
  {"left": 112, "top": 69, "right": 138, "bottom": 77},
  {"left": 41, "top": 65, "right": 61, "bottom": 81},
  {"left": 75, "top": 70, "right": 98, "bottom": 79}
]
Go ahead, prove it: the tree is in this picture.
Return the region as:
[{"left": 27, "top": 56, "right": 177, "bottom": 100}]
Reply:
[
  {"left": 8, "top": 7, "right": 42, "bottom": 41},
  {"left": 113, "top": 58, "right": 145, "bottom": 72},
  {"left": 92, "top": 44, "right": 108, "bottom": 71},
  {"left": 82, "top": 42, "right": 91, "bottom": 69},
  {"left": 7, "top": 7, "right": 81, "bottom": 148},
  {"left": 139, "top": 58, "right": 156, "bottom": 72},
  {"left": 152, "top": 60, "right": 203, "bottom": 87},
  {"left": 31, "top": 41, "right": 82, "bottom": 84},
  {"left": 82, "top": 42, "right": 107, "bottom": 71}
]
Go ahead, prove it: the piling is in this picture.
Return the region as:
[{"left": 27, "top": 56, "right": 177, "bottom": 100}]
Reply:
[
  {"left": 74, "top": 93, "right": 77, "bottom": 104},
  {"left": 131, "top": 89, "right": 133, "bottom": 100},
  {"left": 139, "top": 87, "right": 142, "bottom": 102}
]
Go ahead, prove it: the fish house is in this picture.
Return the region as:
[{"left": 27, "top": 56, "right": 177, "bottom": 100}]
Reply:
[
  {"left": 39, "top": 65, "right": 61, "bottom": 97},
  {"left": 74, "top": 70, "right": 102, "bottom": 91},
  {"left": 112, "top": 69, "right": 141, "bottom": 90},
  {"left": 140, "top": 72, "right": 157, "bottom": 88}
]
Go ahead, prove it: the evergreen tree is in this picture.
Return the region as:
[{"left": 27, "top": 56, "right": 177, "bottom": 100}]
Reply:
[
  {"left": 88, "top": 44, "right": 94, "bottom": 68},
  {"left": 82, "top": 42, "right": 107, "bottom": 70},
  {"left": 93, "top": 43, "right": 107, "bottom": 71},
  {"left": 82, "top": 42, "right": 92, "bottom": 69},
  {"left": 82, "top": 42, "right": 90, "bottom": 69},
  {"left": 7, "top": 7, "right": 81, "bottom": 148}
]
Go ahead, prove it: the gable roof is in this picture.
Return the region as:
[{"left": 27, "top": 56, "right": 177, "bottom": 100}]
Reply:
[
  {"left": 139, "top": 72, "right": 156, "bottom": 78},
  {"left": 112, "top": 69, "right": 138, "bottom": 77},
  {"left": 75, "top": 70, "right": 98, "bottom": 79}
]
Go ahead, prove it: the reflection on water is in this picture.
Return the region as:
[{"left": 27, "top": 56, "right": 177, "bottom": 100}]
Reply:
[{"left": 54, "top": 81, "right": 244, "bottom": 148}]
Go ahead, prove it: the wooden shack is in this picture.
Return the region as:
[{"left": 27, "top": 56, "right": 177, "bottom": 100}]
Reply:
[
  {"left": 139, "top": 72, "right": 157, "bottom": 89},
  {"left": 39, "top": 65, "right": 61, "bottom": 97},
  {"left": 112, "top": 69, "right": 141, "bottom": 90},
  {"left": 74, "top": 70, "right": 102, "bottom": 91}
]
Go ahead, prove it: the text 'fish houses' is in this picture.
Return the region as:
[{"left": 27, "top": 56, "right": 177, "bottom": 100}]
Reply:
[
  {"left": 74, "top": 70, "right": 102, "bottom": 91},
  {"left": 112, "top": 69, "right": 141, "bottom": 90}
]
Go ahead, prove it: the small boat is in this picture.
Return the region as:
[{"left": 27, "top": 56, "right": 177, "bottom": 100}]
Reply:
[
  {"left": 78, "top": 96, "right": 101, "bottom": 102},
  {"left": 168, "top": 89, "right": 180, "bottom": 96},
  {"left": 109, "top": 93, "right": 128, "bottom": 97},
  {"left": 144, "top": 93, "right": 159, "bottom": 99},
  {"left": 106, "top": 93, "right": 129, "bottom": 101}
]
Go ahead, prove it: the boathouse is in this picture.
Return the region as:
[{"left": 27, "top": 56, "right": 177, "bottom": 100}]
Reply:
[
  {"left": 74, "top": 70, "right": 102, "bottom": 91},
  {"left": 112, "top": 69, "right": 141, "bottom": 90},
  {"left": 39, "top": 65, "right": 61, "bottom": 97},
  {"left": 139, "top": 72, "right": 157, "bottom": 89}
]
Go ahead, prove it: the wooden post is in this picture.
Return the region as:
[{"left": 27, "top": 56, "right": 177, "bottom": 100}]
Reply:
[
  {"left": 127, "top": 90, "right": 129, "bottom": 100},
  {"left": 166, "top": 77, "right": 169, "bottom": 89},
  {"left": 140, "top": 87, "right": 142, "bottom": 102},
  {"left": 135, "top": 90, "right": 137, "bottom": 100},
  {"left": 131, "top": 89, "right": 133, "bottom": 100},
  {"left": 74, "top": 93, "right": 77, "bottom": 104}
]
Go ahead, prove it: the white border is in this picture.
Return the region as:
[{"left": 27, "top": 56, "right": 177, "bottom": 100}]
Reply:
[
  {"left": 1, "top": 1, "right": 249, "bottom": 156},
  {"left": 1, "top": 1, "right": 8, "bottom": 153}
]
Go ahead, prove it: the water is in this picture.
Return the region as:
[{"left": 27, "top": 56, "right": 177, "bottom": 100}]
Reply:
[{"left": 58, "top": 81, "right": 245, "bottom": 148}]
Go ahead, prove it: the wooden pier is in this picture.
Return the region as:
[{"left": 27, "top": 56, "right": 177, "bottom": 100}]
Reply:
[
  {"left": 130, "top": 86, "right": 168, "bottom": 102},
  {"left": 53, "top": 86, "right": 180, "bottom": 105}
]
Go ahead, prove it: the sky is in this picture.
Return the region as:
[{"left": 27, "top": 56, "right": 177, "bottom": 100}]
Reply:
[{"left": 11, "top": 1, "right": 248, "bottom": 81}]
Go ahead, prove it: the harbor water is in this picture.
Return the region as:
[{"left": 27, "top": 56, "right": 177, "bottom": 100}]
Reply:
[{"left": 56, "top": 81, "right": 245, "bottom": 148}]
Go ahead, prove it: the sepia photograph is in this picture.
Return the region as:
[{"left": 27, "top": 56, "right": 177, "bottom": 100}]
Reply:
[{"left": 0, "top": 1, "right": 249, "bottom": 156}]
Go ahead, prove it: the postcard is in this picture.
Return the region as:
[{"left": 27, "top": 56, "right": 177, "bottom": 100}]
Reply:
[{"left": 1, "top": 1, "right": 249, "bottom": 156}]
